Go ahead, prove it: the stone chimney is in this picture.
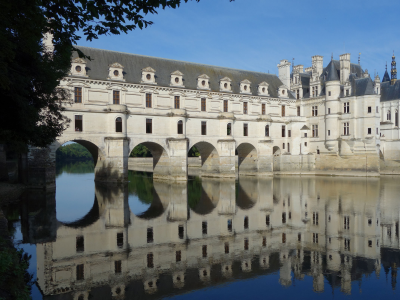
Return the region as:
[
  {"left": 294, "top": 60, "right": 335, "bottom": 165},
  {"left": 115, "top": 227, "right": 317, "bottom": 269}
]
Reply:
[
  {"left": 339, "top": 53, "right": 351, "bottom": 84},
  {"left": 312, "top": 55, "right": 323, "bottom": 75},
  {"left": 277, "top": 59, "right": 291, "bottom": 88}
]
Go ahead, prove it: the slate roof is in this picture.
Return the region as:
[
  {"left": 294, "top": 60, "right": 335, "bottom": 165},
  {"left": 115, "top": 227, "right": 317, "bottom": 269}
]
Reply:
[
  {"left": 350, "top": 76, "right": 375, "bottom": 96},
  {"left": 380, "top": 80, "right": 400, "bottom": 102},
  {"left": 72, "top": 46, "right": 292, "bottom": 98},
  {"left": 382, "top": 70, "right": 391, "bottom": 82},
  {"left": 322, "top": 60, "right": 363, "bottom": 81},
  {"left": 326, "top": 60, "right": 340, "bottom": 81}
]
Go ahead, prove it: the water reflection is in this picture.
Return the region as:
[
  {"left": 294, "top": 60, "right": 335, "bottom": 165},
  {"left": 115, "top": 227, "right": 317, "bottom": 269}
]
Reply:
[{"left": 19, "top": 171, "right": 400, "bottom": 299}]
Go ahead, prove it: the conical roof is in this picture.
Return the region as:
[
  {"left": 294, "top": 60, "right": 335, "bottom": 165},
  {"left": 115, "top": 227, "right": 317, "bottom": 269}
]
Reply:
[
  {"left": 382, "top": 70, "right": 391, "bottom": 82},
  {"left": 326, "top": 60, "right": 339, "bottom": 81}
]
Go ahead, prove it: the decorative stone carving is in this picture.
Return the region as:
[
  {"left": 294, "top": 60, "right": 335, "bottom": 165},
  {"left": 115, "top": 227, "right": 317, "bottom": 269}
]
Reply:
[
  {"left": 258, "top": 81, "right": 269, "bottom": 96},
  {"left": 70, "top": 57, "right": 88, "bottom": 77},
  {"left": 170, "top": 70, "right": 184, "bottom": 87},
  {"left": 240, "top": 79, "right": 251, "bottom": 94},
  {"left": 278, "top": 85, "right": 289, "bottom": 98},
  {"left": 220, "top": 77, "right": 232, "bottom": 92},
  {"left": 197, "top": 74, "right": 210, "bottom": 90},
  {"left": 108, "top": 62, "right": 125, "bottom": 81}
]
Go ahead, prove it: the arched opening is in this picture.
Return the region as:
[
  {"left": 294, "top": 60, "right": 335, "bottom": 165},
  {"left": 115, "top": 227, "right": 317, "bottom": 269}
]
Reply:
[
  {"left": 189, "top": 141, "right": 220, "bottom": 175},
  {"left": 177, "top": 120, "right": 183, "bottom": 134},
  {"left": 265, "top": 125, "right": 270, "bottom": 137},
  {"left": 236, "top": 178, "right": 258, "bottom": 210},
  {"left": 227, "top": 123, "right": 232, "bottom": 136},
  {"left": 115, "top": 117, "right": 122, "bottom": 132},
  {"left": 188, "top": 177, "right": 219, "bottom": 215},
  {"left": 236, "top": 143, "right": 258, "bottom": 175},
  {"left": 272, "top": 146, "right": 281, "bottom": 172}
]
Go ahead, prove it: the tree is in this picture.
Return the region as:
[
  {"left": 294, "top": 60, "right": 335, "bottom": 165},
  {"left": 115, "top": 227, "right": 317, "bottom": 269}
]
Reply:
[{"left": 1, "top": 0, "right": 234, "bottom": 150}]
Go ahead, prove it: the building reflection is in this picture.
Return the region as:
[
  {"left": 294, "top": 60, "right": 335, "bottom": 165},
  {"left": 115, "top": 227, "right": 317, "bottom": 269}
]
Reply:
[{"left": 25, "top": 176, "right": 400, "bottom": 299}]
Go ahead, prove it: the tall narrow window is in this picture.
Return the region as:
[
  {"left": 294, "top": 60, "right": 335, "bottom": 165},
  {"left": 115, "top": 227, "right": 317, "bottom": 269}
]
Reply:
[
  {"left": 225, "top": 242, "right": 229, "bottom": 254},
  {"left": 244, "top": 216, "right": 249, "bottom": 229},
  {"left": 262, "top": 104, "right": 266, "bottom": 115},
  {"left": 115, "top": 117, "right": 122, "bottom": 132},
  {"left": 282, "top": 125, "right": 286, "bottom": 137},
  {"left": 344, "top": 216, "right": 350, "bottom": 230},
  {"left": 146, "top": 119, "right": 152, "bottom": 134},
  {"left": 376, "top": 106, "right": 379, "bottom": 113},
  {"left": 147, "top": 253, "right": 154, "bottom": 268},
  {"left": 265, "top": 125, "right": 269, "bottom": 137},
  {"left": 174, "top": 96, "right": 180, "bottom": 109},
  {"left": 176, "top": 250, "right": 181, "bottom": 262},
  {"left": 177, "top": 120, "right": 183, "bottom": 134},
  {"left": 202, "top": 245, "right": 207, "bottom": 258},
  {"left": 282, "top": 233, "right": 286, "bottom": 243},
  {"left": 368, "top": 128, "right": 372, "bottom": 134},
  {"left": 312, "top": 106, "right": 318, "bottom": 116},
  {"left": 343, "top": 122, "right": 349, "bottom": 135},
  {"left": 287, "top": 143, "right": 290, "bottom": 153},
  {"left": 117, "top": 233, "right": 123, "bottom": 248},
  {"left": 224, "top": 100, "right": 228, "bottom": 112},
  {"left": 74, "top": 87, "right": 82, "bottom": 103},
  {"left": 344, "top": 239, "right": 350, "bottom": 251},
  {"left": 282, "top": 105, "right": 285, "bottom": 116},
  {"left": 76, "top": 236, "right": 84, "bottom": 252},
  {"left": 147, "top": 227, "right": 153, "bottom": 243},
  {"left": 178, "top": 225, "right": 184, "bottom": 239},
  {"left": 243, "top": 123, "right": 248, "bottom": 136},
  {"left": 227, "top": 219, "right": 232, "bottom": 232},
  {"left": 201, "top": 98, "right": 206, "bottom": 111},
  {"left": 297, "top": 106, "right": 300, "bottom": 116},
  {"left": 315, "top": 87, "right": 318, "bottom": 96},
  {"left": 282, "top": 212, "right": 286, "bottom": 224},
  {"left": 75, "top": 115, "right": 83, "bottom": 131},
  {"left": 113, "top": 90, "right": 120, "bottom": 104},
  {"left": 146, "top": 93, "right": 152, "bottom": 108},
  {"left": 227, "top": 123, "right": 231, "bottom": 135},
  {"left": 76, "top": 264, "right": 84, "bottom": 280},
  {"left": 396, "top": 110, "right": 399, "bottom": 127},
  {"left": 344, "top": 102, "right": 350, "bottom": 113},
  {"left": 202, "top": 221, "right": 207, "bottom": 235},
  {"left": 244, "top": 239, "right": 249, "bottom": 250},
  {"left": 115, "top": 260, "right": 122, "bottom": 274},
  {"left": 312, "top": 125, "right": 318, "bottom": 137},
  {"left": 288, "top": 130, "right": 291, "bottom": 137},
  {"left": 201, "top": 121, "right": 206, "bottom": 135},
  {"left": 313, "top": 233, "right": 319, "bottom": 244},
  {"left": 243, "top": 102, "right": 248, "bottom": 114},
  {"left": 313, "top": 212, "right": 319, "bottom": 225},
  {"left": 262, "top": 237, "right": 267, "bottom": 247},
  {"left": 266, "top": 215, "right": 270, "bottom": 226},
  {"left": 312, "top": 87, "right": 315, "bottom": 97},
  {"left": 368, "top": 106, "right": 372, "bottom": 113}
]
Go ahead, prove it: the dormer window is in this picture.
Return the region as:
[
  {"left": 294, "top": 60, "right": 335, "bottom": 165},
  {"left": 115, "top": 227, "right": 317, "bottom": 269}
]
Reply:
[
  {"left": 170, "top": 70, "right": 184, "bottom": 87},
  {"left": 70, "top": 58, "right": 88, "bottom": 77},
  {"left": 108, "top": 62, "right": 124, "bottom": 81},
  {"left": 197, "top": 74, "right": 210, "bottom": 90},
  {"left": 258, "top": 82, "right": 269, "bottom": 96},
  {"left": 240, "top": 79, "right": 251, "bottom": 94},
  {"left": 220, "top": 77, "right": 232, "bottom": 92},
  {"left": 141, "top": 67, "right": 156, "bottom": 84},
  {"left": 278, "top": 85, "right": 289, "bottom": 98}
]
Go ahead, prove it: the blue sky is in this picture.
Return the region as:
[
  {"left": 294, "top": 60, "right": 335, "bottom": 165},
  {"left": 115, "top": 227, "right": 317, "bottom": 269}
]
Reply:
[{"left": 77, "top": 0, "right": 400, "bottom": 78}]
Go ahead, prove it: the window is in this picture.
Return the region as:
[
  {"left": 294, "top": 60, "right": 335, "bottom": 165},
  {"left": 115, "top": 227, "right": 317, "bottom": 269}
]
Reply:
[
  {"left": 262, "top": 237, "right": 267, "bottom": 247},
  {"left": 288, "top": 130, "right": 291, "bottom": 137},
  {"left": 243, "top": 102, "right": 248, "bottom": 114},
  {"left": 174, "top": 96, "right": 180, "bottom": 109},
  {"left": 265, "top": 125, "right": 269, "bottom": 137},
  {"left": 396, "top": 110, "right": 399, "bottom": 127},
  {"left": 227, "top": 123, "right": 231, "bottom": 135},
  {"left": 346, "top": 89, "right": 349, "bottom": 96},
  {"left": 315, "top": 87, "right": 318, "bottom": 96},
  {"left": 75, "top": 115, "right": 83, "bottom": 131},
  {"left": 282, "top": 105, "right": 285, "bottom": 116},
  {"left": 305, "top": 142, "right": 307, "bottom": 147},
  {"left": 76, "top": 236, "right": 84, "bottom": 252},
  {"left": 74, "top": 87, "right": 82, "bottom": 103},
  {"left": 116, "top": 117, "right": 122, "bottom": 133},
  {"left": 262, "top": 103, "right": 266, "bottom": 115},
  {"left": 202, "top": 245, "right": 207, "bottom": 258},
  {"left": 224, "top": 100, "right": 228, "bottom": 112},
  {"left": 304, "top": 133, "right": 307, "bottom": 137},
  {"left": 328, "top": 91, "right": 331, "bottom": 96},
  {"left": 343, "top": 122, "right": 349, "bottom": 135},
  {"left": 297, "top": 106, "right": 300, "bottom": 116},
  {"left": 147, "top": 253, "right": 154, "bottom": 268},
  {"left": 312, "top": 106, "right": 318, "bottom": 116},
  {"left": 368, "top": 106, "right": 372, "bottom": 113},
  {"left": 313, "top": 212, "right": 319, "bottom": 225},
  {"left": 117, "top": 233, "right": 123, "bottom": 248},
  {"left": 176, "top": 250, "right": 181, "bottom": 262},
  {"left": 282, "top": 233, "right": 286, "bottom": 243},
  {"left": 115, "top": 260, "right": 122, "bottom": 274},
  {"left": 244, "top": 239, "right": 249, "bottom": 250},
  {"left": 243, "top": 123, "right": 248, "bottom": 136},
  {"left": 368, "top": 240, "right": 372, "bottom": 247},
  {"left": 376, "top": 128, "right": 379, "bottom": 135},
  {"left": 227, "top": 219, "right": 232, "bottom": 232},
  {"left": 113, "top": 90, "right": 120, "bottom": 104},
  {"left": 312, "top": 86, "right": 315, "bottom": 97},
  {"left": 328, "top": 108, "right": 331, "bottom": 114},
  {"left": 145, "top": 93, "right": 152, "bottom": 108},
  {"left": 76, "top": 264, "right": 84, "bottom": 280},
  {"left": 387, "top": 110, "right": 391, "bottom": 121},
  {"left": 312, "top": 125, "right": 318, "bottom": 137},
  {"left": 283, "top": 143, "right": 285, "bottom": 150},
  {"left": 177, "top": 120, "right": 183, "bottom": 134},
  {"left": 282, "top": 212, "right": 286, "bottom": 224},
  {"left": 201, "top": 121, "right": 206, "bottom": 135},
  {"left": 328, "top": 130, "right": 330, "bottom": 136},
  {"left": 201, "top": 98, "right": 206, "bottom": 111},
  {"left": 313, "top": 233, "right": 319, "bottom": 244},
  {"left": 175, "top": 77, "right": 179, "bottom": 83},
  {"left": 287, "top": 143, "right": 290, "bottom": 152},
  {"left": 147, "top": 227, "right": 153, "bottom": 243},
  {"left": 178, "top": 225, "right": 184, "bottom": 239},
  {"left": 225, "top": 242, "right": 229, "bottom": 254},
  {"left": 344, "top": 239, "right": 350, "bottom": 251},
  {"left": 368, "top": 128, "right": 371, "bottom": 135},
  {"left": 146, "top": 119, "right": 152, "bottom": 134},
  {"left": 296, "top": 89, "right": 299, "bottom": 99},
  {"left": 368, "top": 219, "right": 372, "bottom": 226},
  {"left": 266, "top": 215, "right": 270, "bottom": 226},
  {"left": 75, "top": 65, "right": 81, "bottom": 72},
  {"left": 282, "top": 125, "right": 286, "bottom": 137},
  {"left": 298, "top": 233, "right": 301, "bottom": 242},
  {"left": 202, "top": 221, "right": 207, "bottom": 235},
  {"left": 344, "top": 216, "right": 350, "bottom": 230},
  {"left": 244, "top": 216, "right": 249, "bottom": 229},
  {"left": 344, "top": 102, "right": 350, "bottom": 113}
]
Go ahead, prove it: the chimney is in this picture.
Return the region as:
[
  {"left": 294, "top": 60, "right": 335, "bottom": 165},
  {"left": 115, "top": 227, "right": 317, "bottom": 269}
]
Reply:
[
  {"left": 339, "top": 53, "right": 351, "bottom": 84},
  {"left": 311, "top": 55, "right": 323, "bottom": 75},
  {"left": 277, "top": 59, "right": 291, "bottom": 88}
]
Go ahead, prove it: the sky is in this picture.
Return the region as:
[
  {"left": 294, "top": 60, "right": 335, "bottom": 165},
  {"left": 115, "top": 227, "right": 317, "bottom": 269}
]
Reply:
[{"left": 77, "top": 0, "right": 400, "bottom": 78}]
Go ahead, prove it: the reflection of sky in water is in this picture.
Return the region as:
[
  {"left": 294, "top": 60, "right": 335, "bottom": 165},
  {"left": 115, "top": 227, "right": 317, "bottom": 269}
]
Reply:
[
  {"left": 55, "top": 171, "right": 95, "bottom": 222},
  {"left": 128, "top": 193, "right": 151, "bottom": 216}
]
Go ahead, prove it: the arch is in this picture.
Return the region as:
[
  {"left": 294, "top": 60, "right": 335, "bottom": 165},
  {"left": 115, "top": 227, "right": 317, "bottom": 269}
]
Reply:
[
  {"left": 115, "top": 117, "right": 122, "bottom": 132},
  {"left": 236, "top": 178, "right": 258, "bottom": 210},
  {"left": 60, "top": 196, "right": 100, "bottom": 228},
  {"left": 265, "top": 125, "right": 270, "bottom": 137},
  {"left": 177, "top": 120, "right": 183, "bottom": 134},
  {"left": 189, "top": 141, "right": 220, "bottom": 175},
  {"left": 273, "top": 146, "right": 281, "bottom": 156},
  {"left": 188, "top": 177, "right": 219, "bottom": 215},
  {"left": 236, "top": 142, "right": 258, "bottom": 175}
]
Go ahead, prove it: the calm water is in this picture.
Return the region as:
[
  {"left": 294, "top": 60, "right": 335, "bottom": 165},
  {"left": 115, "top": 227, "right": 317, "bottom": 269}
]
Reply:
[{"left": 8, "top": 161, "right": 400, "bottom": 299}]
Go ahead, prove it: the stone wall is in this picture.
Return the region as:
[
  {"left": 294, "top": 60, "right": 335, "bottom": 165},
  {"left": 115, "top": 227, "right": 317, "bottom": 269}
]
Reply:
[{"left": 275, "top": 154, "right": 315, "bottom": 174}]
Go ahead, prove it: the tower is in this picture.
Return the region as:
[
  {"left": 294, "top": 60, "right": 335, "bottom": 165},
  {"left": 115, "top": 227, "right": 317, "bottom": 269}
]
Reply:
[{"left": 391, "top": 52, "right": 397, "bottom": 85}]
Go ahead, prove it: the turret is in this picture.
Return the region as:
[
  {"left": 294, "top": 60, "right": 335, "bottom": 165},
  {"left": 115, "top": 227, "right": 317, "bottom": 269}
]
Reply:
[
  {"left": 374, "top": 74, "right": 381, "bottom": 95},
  {"left": 325, "top": 57, "right": 341, "bottom": 146},
  {"left": 277, "top": 59, "right": 291, "bottom": 89}
]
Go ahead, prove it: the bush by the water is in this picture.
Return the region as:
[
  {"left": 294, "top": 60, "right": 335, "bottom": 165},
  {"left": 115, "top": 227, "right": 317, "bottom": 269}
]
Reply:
[{"left": 56, "top": 143, "right": 92, "bottom": 161}]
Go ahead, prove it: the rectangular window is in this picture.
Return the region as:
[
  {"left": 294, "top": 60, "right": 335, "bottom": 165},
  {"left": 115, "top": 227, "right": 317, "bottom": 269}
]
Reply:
[
  {"left": 328, "top": 108, "right": 331, "bottom": 114},
  {"left": 201, "top": 98, "right": 206, "bottom": 111},
  {"left": 282, "top": 212, "right": 286, "bottom": 224},
  {"left": 313, "top": 212, "right": 319, "bottom": 225},
  {"left": 266, "top": 215, "right": 270, "bottom": 226},
  {"left": 74, "top": 87, "right": 82, "bottom": 103},
  {"left": 146, "top": 119, "right": 152, "bottom": 134},
  {"left": 177, "top": 121, "right": 183, "bottom": 134},
  {"left": 297, "top": 106, "right": 301, "bottom": 116},
  {"left": 262, "top": 237, "right": 267, "bottom": 247},
  {"left": 75, "top": 115, "right": 83, "bottom": 132},
  {"left": 344, "top": 102, "right": 350, "bottom": 113},
  {"left": 298, "top": 233, "right": 301, "bottom": 242},
  {"left": 282, "top": 125, "right": 286, "bottom": 137},
  {"left": 304, "top": 133, "right": 307, "bottom": 138},
  {"left": 243, "top": 123, "right": 248, "bottom": 136},
  {"left": 368, "top": 128, "right": 372, "bottom": 135},
  {"left": 288, "top": 130, "right": 291, "bottom": 137},
  {"left": 176, "top": 250, "right": 181, "bottom": 262},
  {"left": 244, "top": 216, "right": 249, "bottom": 229},
  {"left": 315, "top": 87, "right": 318, "bottom": 96},
  {"left": 328, "top": 91, "right": 331, "bottom": 96},
  {"left": 202, "top": 245, "right": 207, "bottom": 258},
  {"left": 368, "top": 106, "right": 372, "bottom": 113},
  {"left": 262, "top": 103, "right": 266, "bottom": 115},
  {"left": 113, "top": 90, "right": 120, "bottom": 104},
  {"left": 76, "top": 264, "right": 84, "bottom": 280},
  {"left": 146, "top": 93, "right": 152, "bottom": 108},
  {"left": 174, "top": 96, "right": 180, "bottom": 109},
  {"left": 328, "top": 130, "right": 330, "bottom": 136},
  {"left": 178, "top": 225, "right": 184, "bottom": 239},
  {"left": 227, "top": 219, "right": 232, "bottom": 232},
  {"left": 225, "top": 242, "right": 229, "bottom": 254},
  {"left": 224, "top": 100, "right": 228, "bottom": 112},
  {"left": 243, "top": 102, "right": 248, "bottom": 114},
  {"left": 312, "top": 106, "right": 318, "bottom": 116},
  {"left": 346, "top": 89, "right": 349, "bottom": 96},
  {"left": 282, "top": 105, "right": 286, "bottom": 117},
  {"left": 201, "top": 121, "right": 206, "bottom": 135},
  {"left": 343, "top": 122, "right": 349, "bottom": 135},
  {"left": 312, "top": 86, "right": 315, "bottom": 97},
  {"left": 283, "top": 143, "right": 285, "bottom": 150},
  {"left": 282, "top": 233, "right": 286, "bottom": 243},
  {"left": 202, "top": 221, "right": 207, "bottom": 235},
  {"left": 287, "top": 143, "right": 290, "bottom": 152},
  {"left": 117, "top": 233, "right": 123, "bottom": 248},
  {"left": 313, "top": 233, "right": 319, "bottom": 244},
  {"left": 76, "top": 236, "right": 84, "bottom": 252},
  {"left": 147, "top": 227, "right": 153, "bottom": 243},
  {"left": 344, "top": 216, "right": 350, "bottom": 230},
  {"left": 244, "top": 239, "right": 249, "bottom": 250},
  {"left": 312, "top": 125, "right": 318, "bottom": 137},
  {"left": 115, "top": 260, "right": 122, "bottom": 274},
  {"left": 305, "top": 142, "right": 307, "bottom": 147},
  {"left": 344, "top": 239, "right": 350, "bottom": 251},
  {"left": 147, "top": 253, "right": 154, "bottom": 268}
]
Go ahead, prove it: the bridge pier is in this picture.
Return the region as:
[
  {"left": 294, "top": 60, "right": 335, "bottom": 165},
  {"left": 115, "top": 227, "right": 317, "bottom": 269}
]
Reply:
[{"left": 257, "top": 140, "right": 274, "bottom": 176}]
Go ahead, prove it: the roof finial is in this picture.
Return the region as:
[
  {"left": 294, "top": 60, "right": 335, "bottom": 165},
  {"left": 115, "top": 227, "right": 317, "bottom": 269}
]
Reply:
[
  {"left": 386, "top": 62, "right": 387, "bottom": 71},
  {"left": 331, "top": 53, "right": 333, "bottom": 60},
  {"left": 358, "top": 53, "right": 361, "bottom": 65},
  {"left": 391, "top": 51, "right": 397, "bottom": 85}
]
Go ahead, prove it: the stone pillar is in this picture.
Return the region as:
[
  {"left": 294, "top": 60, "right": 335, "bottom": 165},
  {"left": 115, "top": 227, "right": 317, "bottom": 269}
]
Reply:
[
  {"left": 258, "top": 140, "right": 273, "bottom": 175},
  {"left": 27, "top": 146, "right": 56, "bottom": 189},
  {"left": 166, "top": 138, "right": 188, "bottom": 181},
  {"left": 165, "top": 181, "right": 188, "bottom": 221},
  {"left": 216, "top": 139, "right": 236, "bottom": 178},
  {"left": 217, "top": 179, "right": 236, "bottom": 215},
  {"left": 95, "top": 137, "right": 129, "bottom": 183},
  {"left": 0, "top": 144, "right": 8, "bottom": 181}
]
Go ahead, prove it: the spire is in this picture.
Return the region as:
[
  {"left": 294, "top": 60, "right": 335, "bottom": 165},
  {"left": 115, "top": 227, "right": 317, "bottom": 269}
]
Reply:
[
  {"left": 326, "top": 58, "right": 339, "bottom": 81},
  {"left": 391, "top": 51, "right": 397, "bottom": 85},
  {"left": 382, "top": 61, "right": 391, "bottom": 83}
]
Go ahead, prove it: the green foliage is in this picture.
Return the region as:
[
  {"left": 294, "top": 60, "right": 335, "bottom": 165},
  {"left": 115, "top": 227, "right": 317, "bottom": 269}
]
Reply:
[
  {"left": 187, "top": 176, "right": 202, "bottom": 209},
  {"left": 56, "top": 160, "right": 94, "bottom": 176},
  {"left": 188, "top": 146, "right": 200, "bottom": 157},
  {"left": 56, "top": 143, "right": 93, "bottom": 161},
  {"left": 0, "top": 239, "right": 33, "bottom": 300},
  {"left": 130, "top": 144, "right": 152, "bottom": 157},
  {"left": 128, "top": 171, "right": 153, "bottom": 204}
]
